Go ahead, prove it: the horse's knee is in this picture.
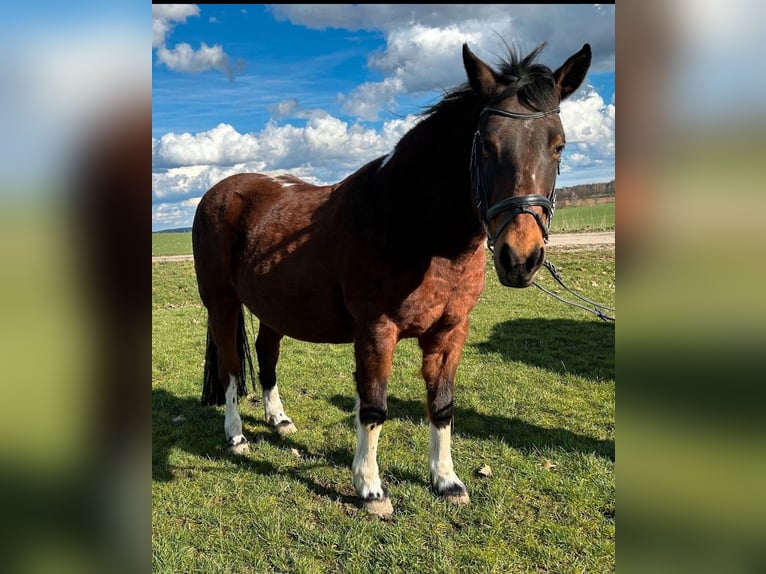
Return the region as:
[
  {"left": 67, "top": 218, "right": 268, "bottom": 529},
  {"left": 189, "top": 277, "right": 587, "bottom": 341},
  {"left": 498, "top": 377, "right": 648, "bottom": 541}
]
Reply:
[
  {"left": 358, "top": 405, "right": 387, "bottom": 426},
  {"left": 428, "top": 380, "right": 454, "bottom": 427}
]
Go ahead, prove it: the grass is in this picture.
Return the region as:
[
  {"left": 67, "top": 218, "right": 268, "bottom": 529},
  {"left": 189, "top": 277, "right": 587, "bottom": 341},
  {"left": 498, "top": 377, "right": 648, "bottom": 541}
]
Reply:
[
  {"left": 152, "top": 245, "right": 615, "bottom": 573},
  {"left": 153, "top": 231, "right": 193, "bottom": 257},
  {"left": 151, "top": 202, "right": 615, "bottom": 257},
  {"left": 550, "top": 202, "right": 615, "bottom": 233}
]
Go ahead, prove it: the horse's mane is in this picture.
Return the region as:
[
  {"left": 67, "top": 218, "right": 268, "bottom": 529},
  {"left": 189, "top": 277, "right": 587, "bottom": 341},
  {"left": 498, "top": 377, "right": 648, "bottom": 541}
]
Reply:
[{"left": 423, "top": 43, "right": 558, "bottom": 118}]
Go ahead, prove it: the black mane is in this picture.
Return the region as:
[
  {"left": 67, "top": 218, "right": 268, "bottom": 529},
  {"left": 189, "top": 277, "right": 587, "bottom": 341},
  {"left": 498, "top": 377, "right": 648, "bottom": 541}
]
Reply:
[{"left": 424, "top": 43, "right": 558, "bottom": 117}]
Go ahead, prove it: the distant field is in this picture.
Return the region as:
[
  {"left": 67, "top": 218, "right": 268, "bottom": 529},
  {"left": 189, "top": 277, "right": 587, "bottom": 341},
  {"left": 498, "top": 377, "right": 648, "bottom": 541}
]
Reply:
[
  {"left": 152, "top": 231, "right": 192, "bottom": 257},
  {"left": 550, "top": 201, "right": 615, "bottom": 233},
  {"left": 152, "top": 202, "right": 615, "bottom": 257}
]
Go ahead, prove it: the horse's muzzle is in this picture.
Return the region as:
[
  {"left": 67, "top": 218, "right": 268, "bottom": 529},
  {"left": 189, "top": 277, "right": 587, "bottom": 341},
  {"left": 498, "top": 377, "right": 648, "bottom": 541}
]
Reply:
[{"left": 493, "top": 242, "right": 545, "bottom": 287}]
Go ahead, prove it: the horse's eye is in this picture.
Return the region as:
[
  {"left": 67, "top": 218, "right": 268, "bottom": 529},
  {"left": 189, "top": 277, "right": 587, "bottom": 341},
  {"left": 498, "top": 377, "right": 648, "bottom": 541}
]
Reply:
[
  {"left": 481, "top": 138, "right": 496, "bottom": 155},
  {"left": 554, "top": 144, "right": 566, "bottom": 155}
]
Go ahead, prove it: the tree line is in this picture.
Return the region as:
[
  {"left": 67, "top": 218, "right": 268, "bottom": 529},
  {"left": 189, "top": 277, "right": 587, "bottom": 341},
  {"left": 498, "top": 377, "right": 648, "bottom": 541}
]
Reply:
[{"left": 555, "top": 180, "right": 615, "bottom": 207}]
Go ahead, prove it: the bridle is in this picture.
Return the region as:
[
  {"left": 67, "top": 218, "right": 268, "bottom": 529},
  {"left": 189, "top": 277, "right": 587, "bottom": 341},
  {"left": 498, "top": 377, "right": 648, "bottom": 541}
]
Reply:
[
  {"left": 469, "top": 105, "right": 615, "bottom": 322},
  {"left": 470, "top": 105, "right": 561, "bottom": 250}
]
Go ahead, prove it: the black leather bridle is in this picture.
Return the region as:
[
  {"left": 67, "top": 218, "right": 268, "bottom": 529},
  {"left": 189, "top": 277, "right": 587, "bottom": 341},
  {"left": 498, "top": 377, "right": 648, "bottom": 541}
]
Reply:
[{"left": 470, "top": 105, "right": 561, "bottom": 250}]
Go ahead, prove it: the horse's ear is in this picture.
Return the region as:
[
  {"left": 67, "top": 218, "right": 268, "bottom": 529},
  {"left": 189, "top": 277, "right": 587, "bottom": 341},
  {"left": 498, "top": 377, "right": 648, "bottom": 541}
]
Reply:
[
  {"left": 553, "top": 43, "right": 592, "bottom": 100},
  {"left": 463, "top": 43, "right": 499, "bottom": 100}
]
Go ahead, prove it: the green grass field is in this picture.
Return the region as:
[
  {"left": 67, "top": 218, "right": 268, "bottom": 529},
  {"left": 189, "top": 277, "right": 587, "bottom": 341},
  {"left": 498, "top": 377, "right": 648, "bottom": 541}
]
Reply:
[
  {"left": 152, "top": 231, "right": 192, "bottom": 257},
  {"left": 152, "top": 244, "right": 615, "bottom": 572},
  {"left": 549, "top": 202, "right": 615, "bottom": 233},
  {"left": 152, "top": 202, "right": 615, "bottom": 257}
]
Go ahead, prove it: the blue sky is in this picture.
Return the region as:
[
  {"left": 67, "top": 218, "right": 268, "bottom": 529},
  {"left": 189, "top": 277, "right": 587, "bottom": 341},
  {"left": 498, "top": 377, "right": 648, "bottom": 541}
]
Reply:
[{"left": 152, "top": 4, "right": 615, "bottom": 231}]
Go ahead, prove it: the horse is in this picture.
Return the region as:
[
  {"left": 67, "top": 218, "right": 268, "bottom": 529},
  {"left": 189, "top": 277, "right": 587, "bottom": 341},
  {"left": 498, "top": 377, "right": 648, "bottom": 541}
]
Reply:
[{"left": 192, "top": 41, "right": 591, "bottom": 516}]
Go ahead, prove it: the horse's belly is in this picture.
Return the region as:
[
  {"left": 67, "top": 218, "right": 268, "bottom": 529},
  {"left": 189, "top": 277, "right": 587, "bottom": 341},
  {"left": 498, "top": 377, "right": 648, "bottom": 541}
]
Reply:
[{"left": 238, "top": 276, "right": 354, "bottom": 344}]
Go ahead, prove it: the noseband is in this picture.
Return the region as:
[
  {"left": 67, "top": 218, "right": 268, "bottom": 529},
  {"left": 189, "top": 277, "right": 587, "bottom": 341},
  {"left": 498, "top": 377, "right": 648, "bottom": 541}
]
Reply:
[{"left": 470, "top": 105, "right": 561, "bottom": 249}]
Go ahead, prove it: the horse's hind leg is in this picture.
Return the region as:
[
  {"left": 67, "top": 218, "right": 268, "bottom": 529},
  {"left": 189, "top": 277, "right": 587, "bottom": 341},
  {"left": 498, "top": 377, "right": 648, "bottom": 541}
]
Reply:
[
  {"left": 207, "top": 300, "right": 250, "bottom": 455},
  {"left": 255, "top": 324, "right": 296, "bottom": 435},
  {"left": 419, "top": 320, "right": 471, "bottom": 505}
]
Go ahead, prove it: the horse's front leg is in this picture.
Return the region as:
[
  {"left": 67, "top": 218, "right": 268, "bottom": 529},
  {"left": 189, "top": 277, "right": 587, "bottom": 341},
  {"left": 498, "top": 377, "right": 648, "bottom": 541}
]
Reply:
[
  {"left": 419, "top": 319, "right": 471, "bottom": 504},
  {"left": 352, "top": 320, "right": 397, "bottom": 517}
]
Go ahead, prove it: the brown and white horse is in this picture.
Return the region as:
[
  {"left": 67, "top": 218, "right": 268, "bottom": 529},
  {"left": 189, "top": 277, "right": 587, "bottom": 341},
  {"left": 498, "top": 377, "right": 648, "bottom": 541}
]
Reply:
[{"left": 192, "top": 41, "right": 591, "bottom": 515}]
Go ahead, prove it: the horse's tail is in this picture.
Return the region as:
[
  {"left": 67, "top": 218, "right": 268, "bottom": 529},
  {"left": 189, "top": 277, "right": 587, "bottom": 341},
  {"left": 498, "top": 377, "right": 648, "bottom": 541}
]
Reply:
[{"left": 201, "top": 307, "right": 255, "bottom": 406}]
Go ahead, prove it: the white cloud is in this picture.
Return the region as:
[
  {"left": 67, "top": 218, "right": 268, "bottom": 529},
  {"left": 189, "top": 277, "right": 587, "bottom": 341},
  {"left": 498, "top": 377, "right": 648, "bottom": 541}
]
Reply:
[
  {"left": 153, "top": 5, "right": 614, "bottom": 228},
  {"left": 284, "top": 5, "right": 612, "bottom": 122},
  {"left": 154, "top": 123, "right": 262, "bottom": 166},
  {"left": 153, "top": 199, "right": 201, "bottom": 229},
  {"left": 336, "top": 23, "right": 487, "bottom": 121},
  {"left": 560, "top": 87, "right": 615, "bottom": 168},
  {"left": 152, "top": 4, "right": 200, "bottom": 48},
  {"left": 269, "top": 4, "right": 614, "bottom": 71},
  {"left": 156, "top": 42, "right": 239, "bottom": 80},
  {"left": 340, "top": 77, "right": 404, "bottom": 121},
  {"left": 268, "top": 98, "right": 299, "bottom": 118},
  {"left": 152, "top": 113, "right": 420, "bottom": 212},
  {"left": 152, "top": 4, "right": 241, "bottom": 79}
]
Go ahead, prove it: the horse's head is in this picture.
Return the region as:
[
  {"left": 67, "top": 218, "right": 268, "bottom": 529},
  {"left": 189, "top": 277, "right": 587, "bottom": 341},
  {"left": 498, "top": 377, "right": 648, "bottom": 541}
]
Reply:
[{"left": 464, "top": 43, "right": 591, "bottom": 287}]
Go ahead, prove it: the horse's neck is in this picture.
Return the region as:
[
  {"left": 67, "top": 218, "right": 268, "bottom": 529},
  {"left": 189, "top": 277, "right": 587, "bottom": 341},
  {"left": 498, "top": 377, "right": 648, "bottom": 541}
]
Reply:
[{"left": 377, "top": 107, "right": 482, "bottom": 256}]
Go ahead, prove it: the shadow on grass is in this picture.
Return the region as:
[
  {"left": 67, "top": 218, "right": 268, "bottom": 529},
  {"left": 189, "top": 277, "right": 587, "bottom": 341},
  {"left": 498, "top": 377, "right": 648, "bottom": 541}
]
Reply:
[
  {"left": 328, "top": 395, "right": 613, "bottom": 461},
  {"left": 471, "top": 318, "right": 614, "bottom": 381},
  {"left": 154, "top": 373, "right": 613, "bottom": 506},
  {"left": 152, "top": 388, "right": 422, "bottom": 505}
]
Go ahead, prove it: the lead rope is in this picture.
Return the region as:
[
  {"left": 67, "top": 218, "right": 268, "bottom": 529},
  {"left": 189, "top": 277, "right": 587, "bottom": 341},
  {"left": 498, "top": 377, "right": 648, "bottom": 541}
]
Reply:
[{"left": 533, "top": 260, "right": 615, "bottom": 322}]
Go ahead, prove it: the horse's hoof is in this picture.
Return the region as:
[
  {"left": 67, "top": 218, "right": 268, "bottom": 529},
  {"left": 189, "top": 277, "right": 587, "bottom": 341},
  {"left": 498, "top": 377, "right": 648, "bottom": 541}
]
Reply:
[
  {"left": 444, "top": 491, "right": 470, "bottom": 505},
  {"left": 432, "top": 476, "right": 470, "bottom": 505},
  {"left": 363, "top": 497, "right": 394, "bottom": 517},
  {"left": 275, "top": 420, "right": 297, "bottom": 435},
  {"left": 226, "top": 436, "right": 250, "bottom": 455}
]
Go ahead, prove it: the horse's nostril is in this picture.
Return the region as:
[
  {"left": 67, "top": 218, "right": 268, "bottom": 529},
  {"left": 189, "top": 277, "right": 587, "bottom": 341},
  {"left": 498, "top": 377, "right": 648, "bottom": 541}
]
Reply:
[
  {"left": 499, "top": 243, "right": 514, "bottom": 272},
  {"left": 525, "top": 246, "right": 545, "bottom": 273}
]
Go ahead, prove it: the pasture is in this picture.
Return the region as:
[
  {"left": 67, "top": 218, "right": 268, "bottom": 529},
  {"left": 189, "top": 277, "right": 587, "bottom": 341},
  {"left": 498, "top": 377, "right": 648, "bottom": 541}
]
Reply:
[
  {"left": 549, "top": 201, "right": 615, "bottom": 234},
  {"left": 152, "top": 244, "right": 615, "bottom": 572}
]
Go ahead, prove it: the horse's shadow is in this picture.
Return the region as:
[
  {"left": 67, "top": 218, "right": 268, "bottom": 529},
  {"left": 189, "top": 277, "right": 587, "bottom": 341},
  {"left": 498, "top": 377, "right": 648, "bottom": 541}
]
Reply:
[
  {"left": 154, "top": 337, "right": 613, "bottom": 501},
  {"left": 471, "top": 317, "right": 614, "bottom": 381},
  {"left": 152, "top": 389, "right": 423, "bottom": 504},
  {"left": 328, "top": 395, "right": 614, "bottom": 461}
]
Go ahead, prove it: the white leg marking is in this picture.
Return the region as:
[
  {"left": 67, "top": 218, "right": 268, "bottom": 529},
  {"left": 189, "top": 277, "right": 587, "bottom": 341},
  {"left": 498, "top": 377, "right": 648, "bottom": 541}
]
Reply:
[
  {"left": 225, "top": 375, "right": 249, "bottom": 454},
  {"left": 430, "top": 423, "right": 468, "bottom": 502},
  {"left": 263, "top": 385, "right": 296, "bottom": 434},
  {"left": 352, "top": 397, "right": 385, "bottom": 500}
]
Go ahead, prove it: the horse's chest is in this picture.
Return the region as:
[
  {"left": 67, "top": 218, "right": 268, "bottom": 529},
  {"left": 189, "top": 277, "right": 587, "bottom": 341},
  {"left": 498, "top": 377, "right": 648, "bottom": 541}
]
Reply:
[{"left": 397, "top": 253, "right": 486, "bottom": 335}]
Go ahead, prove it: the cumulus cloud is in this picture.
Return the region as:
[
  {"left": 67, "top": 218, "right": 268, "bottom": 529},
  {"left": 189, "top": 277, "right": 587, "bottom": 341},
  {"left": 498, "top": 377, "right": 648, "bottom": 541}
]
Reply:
[
  {"left": 152, "top": 197, "right": 203, "bottom": 230},
  {"left": 268, "top": 98, "right": 299, "bottom": 118},
  {"left": 153, "top": 5, "right": 614, "bottom": 228},
  {"left": 284, "top": 5, "right": 613, "bottom": 122},
  {"left": 152, "top": 113, "right": 420, "bottom": 213},
  {"left": 560, "top": 87, "right": 615, "bottom": 169},
  {"left": 152, "top": 4, "right": 242, "bottom": 80},
  {"left": 269, "top": 4, "right": 614, "bottom": 72},
  {"left": 339, "top": 77, "right": 404, "bottom": 121},
  {"left": 152, "top": 4, "right": 199, "bottom": 48}
]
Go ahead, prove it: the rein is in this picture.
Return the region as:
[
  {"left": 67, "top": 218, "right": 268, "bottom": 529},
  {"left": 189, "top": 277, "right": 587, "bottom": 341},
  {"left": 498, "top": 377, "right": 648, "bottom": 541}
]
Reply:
[
  {"left": 535, "top": 260, "right": 615, "bottom": 322},
  {"left": 470, "top": 105, "right": 615, "bottom": 323}
]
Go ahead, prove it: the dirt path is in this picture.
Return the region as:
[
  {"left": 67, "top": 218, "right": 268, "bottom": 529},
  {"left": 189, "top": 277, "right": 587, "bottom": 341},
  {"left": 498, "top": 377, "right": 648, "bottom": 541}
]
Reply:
[
  {"left": 152, "top": 231, "right": 614, "bottom": 262},
  {"left": 546, "top": 231, "right": 615, "bottom": 247}
]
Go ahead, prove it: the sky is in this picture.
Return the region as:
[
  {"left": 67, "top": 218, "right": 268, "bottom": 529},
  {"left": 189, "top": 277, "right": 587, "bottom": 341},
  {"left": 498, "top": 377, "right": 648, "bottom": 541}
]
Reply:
[{"left": 152, "top": 4, "right": 615, "bottom": 231}]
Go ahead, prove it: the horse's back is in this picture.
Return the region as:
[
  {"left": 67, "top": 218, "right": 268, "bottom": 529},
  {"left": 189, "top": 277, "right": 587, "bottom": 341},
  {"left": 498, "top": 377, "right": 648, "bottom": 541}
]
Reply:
[
  {"left": 192, "top": 173, "right": 314, "bottom": 301},
  {"left": 192, "top": 172, "right": 356, "bottom": 341}
]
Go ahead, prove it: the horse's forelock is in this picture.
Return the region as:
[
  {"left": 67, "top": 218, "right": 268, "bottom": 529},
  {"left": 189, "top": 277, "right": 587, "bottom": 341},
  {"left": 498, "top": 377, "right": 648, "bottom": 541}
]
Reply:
[
  {"left": 422, "top": 44, "right": 558, "bottom": 119},
  {"left": 497, "top": 44, "right": 558, "bottom": 111}
]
